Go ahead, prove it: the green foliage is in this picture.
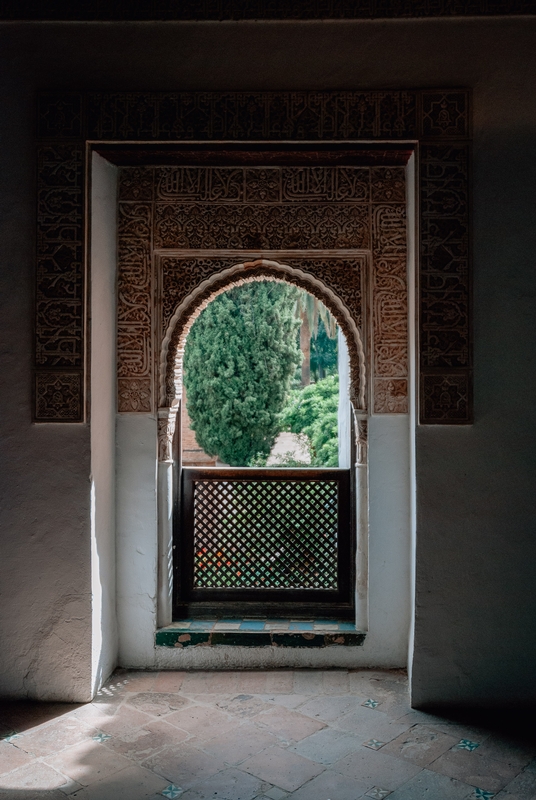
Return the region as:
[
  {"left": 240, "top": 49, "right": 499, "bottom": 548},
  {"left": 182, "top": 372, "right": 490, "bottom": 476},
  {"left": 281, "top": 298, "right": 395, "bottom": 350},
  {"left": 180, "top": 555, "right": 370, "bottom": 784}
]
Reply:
[
  {"left": 183, "top": 281, "right": 302, "bottom": 467},
  {"left": 279, "top": 375, "right": 339, "bottom": 467},
  {"left": 310, "top": 321, "right": 338, "bottom": 381}
]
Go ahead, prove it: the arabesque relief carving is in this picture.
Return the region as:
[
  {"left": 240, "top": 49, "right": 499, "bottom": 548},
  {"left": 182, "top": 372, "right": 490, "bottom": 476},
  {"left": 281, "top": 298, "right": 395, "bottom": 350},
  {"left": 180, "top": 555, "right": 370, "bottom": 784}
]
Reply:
[
  {"left": 35, "top": 89, "right": 471, "bottom": 423},
  {"left": 116, "top": 165, "right": 408, "bottom": 416}
]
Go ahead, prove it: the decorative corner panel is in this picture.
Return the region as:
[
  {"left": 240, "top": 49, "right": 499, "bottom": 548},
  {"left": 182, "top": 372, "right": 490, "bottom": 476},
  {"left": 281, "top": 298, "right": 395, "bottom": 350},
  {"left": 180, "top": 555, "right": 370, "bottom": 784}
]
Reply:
[
  {"left": 36, "top": 89, "right": 471, "bottom": 424},
  {"left": 34, "top": 141, "right": 84, "bottom": 421}
]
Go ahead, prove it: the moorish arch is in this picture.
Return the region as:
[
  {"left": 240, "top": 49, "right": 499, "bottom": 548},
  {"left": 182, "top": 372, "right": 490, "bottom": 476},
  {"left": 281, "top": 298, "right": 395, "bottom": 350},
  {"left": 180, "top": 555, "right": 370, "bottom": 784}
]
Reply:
[{"left": 157, "top": 259, "right": 366, "bottom": 463}]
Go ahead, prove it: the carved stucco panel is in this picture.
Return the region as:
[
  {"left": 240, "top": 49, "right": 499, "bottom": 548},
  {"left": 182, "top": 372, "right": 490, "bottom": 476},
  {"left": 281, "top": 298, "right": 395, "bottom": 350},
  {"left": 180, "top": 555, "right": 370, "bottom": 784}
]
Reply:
[
  {"left": 117, "top": 164, "right": 409, "bottom": 415},
  {"left": 371, "top": 191, "right": 408, "bottom": 414},
  {"left": 35, "top": 89, "right": 471, "bottom": 424},
  {"left": 117, "top": 202, "right": 153, "bottom": 412}
]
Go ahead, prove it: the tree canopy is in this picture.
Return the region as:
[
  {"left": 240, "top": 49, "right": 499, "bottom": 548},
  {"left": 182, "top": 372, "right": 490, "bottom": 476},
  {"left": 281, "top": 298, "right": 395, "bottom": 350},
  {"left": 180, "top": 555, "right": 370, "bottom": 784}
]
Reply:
[
  {"left": 279, "top": 375, "right": 339, "bottom": 467},
  {"left": 183, "top": 280, "right": 302, "bottom": 466}
]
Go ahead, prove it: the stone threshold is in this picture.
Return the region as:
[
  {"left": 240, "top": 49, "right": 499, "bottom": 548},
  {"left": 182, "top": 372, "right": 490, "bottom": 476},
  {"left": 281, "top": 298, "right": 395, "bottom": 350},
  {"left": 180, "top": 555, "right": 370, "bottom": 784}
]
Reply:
[{"left": 156, "top": 619, "right": 366, "bottom": 648}]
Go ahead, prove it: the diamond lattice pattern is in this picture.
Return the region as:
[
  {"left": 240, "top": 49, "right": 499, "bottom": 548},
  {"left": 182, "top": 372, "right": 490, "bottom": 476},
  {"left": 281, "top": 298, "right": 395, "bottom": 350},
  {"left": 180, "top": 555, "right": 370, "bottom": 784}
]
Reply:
[{"left": 193, "top": 479, "right": 339, "bottom": 589}]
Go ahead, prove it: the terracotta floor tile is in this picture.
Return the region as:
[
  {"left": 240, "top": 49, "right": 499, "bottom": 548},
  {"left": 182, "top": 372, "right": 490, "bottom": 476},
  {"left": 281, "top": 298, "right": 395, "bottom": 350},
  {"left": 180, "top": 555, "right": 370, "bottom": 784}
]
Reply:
[
  {"left": 0, "top": 760, "right": 73, "bottom": 791},
  {"left": 381, "top": 724, "right": 459, "bottom": 766},
  {"left": 289, "top": 726, "right": 363, "bottom": 765},
  {"left": 333, "top": 745, "right": 422, "bottom": 790},
  {"left": 265, "top": 671, "right": 294, "bottom": 693},
  {"left": 495, "top": 793, "right": 530, "bottom": 800},
  {"left": 125, "top": 691, "right": 191, "bottom": 717},
  {"left": 165, "top": 705, "right": 236, "bottom": 741},
  {"left": 348, "top": 670, "right": 394, "bottom": 693},
  {"left": 255, "top": 706, "right": 326, "bottom": 742},
  {"left": 234, "top": 672, "right": 269, "bottom": 693},
  {"left": 0, "top": 791, "right": 67, "bottom": 800},
  {"left": 387, "top": 768, "right": 475, "bottom": 799},
  {"left": 395, "top": 709, "right": 458, "bottom": 728},
  {"left": 141, "top": 742, "right": 226, "bottom": 788},
  {"left": 289, "top": 767, "right": 371, "bottom": 799},
  {"left": 178, "top": 766, "right": 267, "bottom": 799},
  {"left": 498, "top": 769, "right": 536, "bottom": 799},
  {"left": 257, "top": 693, "right": 308, "bottom": 709},
  {"left": 180, "top": 673, "right": 218, "bottom": 694},
  {"left": 116, "top": 671, "right": 157, "bottom": 692},
  {"left": 69, "top": 764, "right": 167, "bottom": 799},
  {"left": 103, "top": 718, "right": 189, "bottom": 761},
  {"left": 335, "top": 707, "right": 410, "bottom": 744},
  {"left": 430, "top": 748, "right": 521, "bottom": 792},
  {"left": 192, "top": 671, "right": 239, "bottom": 694},
  {"left": 0, "top": 701, "right": 80, "bottom": 732},
  {"left": 152, "top": 671, "right": 187, "bottom": 693},
  {"left": 45, "top": 738, "right": 133, "bottom": 786},
  {"left": 98, "top": 704, "right": 154, "bottom": 737},
  {"left": 217, "top": 693, "right": 273, "bottom": 718},
  {"left": 16, "top": 716, "right": 96, "bottom": 758},
  {"left": 321, "top": 670, "right": 351, "bottom": 695},
  {"left": 415, "top": 718, "right": 491, "bottom": 742},
  {"left": 196, "top": 721, "right": 278, "bottom": 764},
  {"left": 6, "top": 670, "right": 534, "bottom": 800},
  {"left": 292, "top": 671, "right": 325, "bottom": 695},
  {"left": 0, "top": 740, "right": 34, "bottom": 775},
  {"left": 241, "top": 745, "right": 324, "bottom": 791},
  {"left": 476, "top": 734, "right": 536, "bottom": 767},
  {"left": 74, "top": 701, "right": 120, "bottom": 726},
  {"left": 298, "top": 694, "right": 365, "bottom": 722}
]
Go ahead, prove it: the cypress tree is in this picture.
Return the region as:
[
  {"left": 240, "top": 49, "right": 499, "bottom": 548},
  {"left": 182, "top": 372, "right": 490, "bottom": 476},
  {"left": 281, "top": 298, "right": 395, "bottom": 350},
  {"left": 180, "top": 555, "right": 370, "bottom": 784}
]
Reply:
[{"left": 183, "top": 281, "right": 302, "bottom": 466}]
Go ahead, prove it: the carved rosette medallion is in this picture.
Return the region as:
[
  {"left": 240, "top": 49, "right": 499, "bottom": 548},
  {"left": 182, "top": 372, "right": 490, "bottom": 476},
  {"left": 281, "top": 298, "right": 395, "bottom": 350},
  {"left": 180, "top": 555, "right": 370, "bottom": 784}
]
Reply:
[{"left": 36, "top": 90, "right": 471, "bottom": 424}]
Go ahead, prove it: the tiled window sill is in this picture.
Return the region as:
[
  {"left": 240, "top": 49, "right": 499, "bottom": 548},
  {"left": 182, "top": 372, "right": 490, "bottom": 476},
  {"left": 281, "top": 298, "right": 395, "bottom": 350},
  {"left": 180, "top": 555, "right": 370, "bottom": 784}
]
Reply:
[{"left": 156, "top": 619, "right": 366, "bottom": 648}]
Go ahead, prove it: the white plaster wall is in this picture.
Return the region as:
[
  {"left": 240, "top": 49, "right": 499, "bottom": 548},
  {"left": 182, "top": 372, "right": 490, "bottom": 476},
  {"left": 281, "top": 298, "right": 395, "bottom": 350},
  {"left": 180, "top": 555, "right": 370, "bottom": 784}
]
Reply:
[
  {"left": 0, "top": 79, "right": 92, "bottom": 699},
  {"left": 153, "top": 414, "right": 412, "bottom": 669},
  {"left": 1, "top": 16, "right": 535, "bottom": 704},
  {"left": 116, "top": 414, "right": 159, "bottom": 668},
  {"left": 90, "top": 153, "right": 119, "bottom": 693},
  {"left": 113, "top": 410, "right": 411, "bottom": 670}
]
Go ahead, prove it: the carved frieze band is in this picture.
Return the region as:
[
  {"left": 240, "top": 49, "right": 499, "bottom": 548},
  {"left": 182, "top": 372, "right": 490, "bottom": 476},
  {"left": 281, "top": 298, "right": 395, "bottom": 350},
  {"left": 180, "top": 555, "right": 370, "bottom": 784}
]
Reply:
[
  {"left": 38, "top": 91, "right": 469, "bottom": 142},
  {"left": 35, "top": 89, "right": 471, "bottom": 423},
  {"left": 117, "top": 165, "right": 408, "bottom": 416}
]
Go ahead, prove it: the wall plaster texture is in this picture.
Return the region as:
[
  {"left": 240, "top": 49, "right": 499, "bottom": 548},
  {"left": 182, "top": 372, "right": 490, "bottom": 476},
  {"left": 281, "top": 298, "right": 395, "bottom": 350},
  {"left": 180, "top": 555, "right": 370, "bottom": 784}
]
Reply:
[
  {"left": 90, "top": 153, "right": 119, "bottom": 695},
  {"left": 0, "top": 17, "right": 535, "bottom": 706}
]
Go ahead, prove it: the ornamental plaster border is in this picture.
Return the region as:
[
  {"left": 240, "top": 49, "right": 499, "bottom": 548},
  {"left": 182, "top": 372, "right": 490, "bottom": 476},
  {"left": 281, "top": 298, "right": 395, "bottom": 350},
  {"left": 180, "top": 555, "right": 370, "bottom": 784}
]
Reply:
[{"left": 35, "top": 89, "right": 472, "bottom": 424}]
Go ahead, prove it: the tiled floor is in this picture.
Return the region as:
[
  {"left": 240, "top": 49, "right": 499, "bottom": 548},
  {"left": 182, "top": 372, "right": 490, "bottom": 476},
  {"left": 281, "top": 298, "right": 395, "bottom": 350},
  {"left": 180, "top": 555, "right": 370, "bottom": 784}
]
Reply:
[{"left": 1, "top": 669, "right": 535, "bottom": 799}]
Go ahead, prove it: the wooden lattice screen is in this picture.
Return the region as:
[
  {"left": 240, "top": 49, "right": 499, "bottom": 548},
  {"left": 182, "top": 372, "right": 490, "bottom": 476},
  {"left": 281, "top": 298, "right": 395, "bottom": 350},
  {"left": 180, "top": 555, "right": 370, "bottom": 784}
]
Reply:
[{"left": 176, "top": 468, "right": 354, "bottom": 618}]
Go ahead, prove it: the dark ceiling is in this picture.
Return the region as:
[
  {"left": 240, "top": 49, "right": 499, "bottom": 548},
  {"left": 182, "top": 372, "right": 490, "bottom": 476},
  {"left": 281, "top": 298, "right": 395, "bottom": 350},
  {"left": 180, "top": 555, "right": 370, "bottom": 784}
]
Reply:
[{"left": 0, "top": 0, "right": 533, "bottom": 21}]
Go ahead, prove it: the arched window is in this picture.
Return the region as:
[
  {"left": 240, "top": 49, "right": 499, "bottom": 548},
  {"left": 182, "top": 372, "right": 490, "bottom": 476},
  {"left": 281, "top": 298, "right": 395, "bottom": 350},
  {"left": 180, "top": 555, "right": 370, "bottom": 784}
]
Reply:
[{"left": 160, "top": 263, "right": 366, "bottom": 623}]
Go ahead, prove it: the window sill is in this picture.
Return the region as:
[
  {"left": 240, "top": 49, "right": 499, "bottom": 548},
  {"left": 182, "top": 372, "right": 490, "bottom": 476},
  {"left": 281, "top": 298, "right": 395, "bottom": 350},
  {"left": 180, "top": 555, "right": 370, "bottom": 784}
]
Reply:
[{"left": 156, "top": 619, "right": 366, "bottom": 649}]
